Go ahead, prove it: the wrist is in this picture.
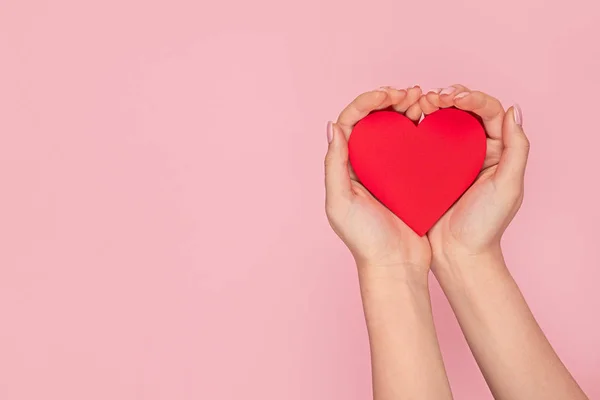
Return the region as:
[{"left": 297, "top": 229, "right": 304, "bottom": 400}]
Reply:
[
  {"left": 356, "top": 261, "right": 430, "bottom": 291},
  {"left": 357, "top": 263, "right": 431, "bottom": 321},
  {"left": 432, "top": 241, "right": 503, "bottom": 271},
  {"left": 431, "top": 246, "right": 508, "bottom": 290}
]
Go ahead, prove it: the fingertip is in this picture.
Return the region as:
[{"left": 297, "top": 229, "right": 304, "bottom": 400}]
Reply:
[
  {"left": 425, "top": 91, "right": 439, "bottom": 100},
  {"left": 425, "top": 91, "right": 441, "bottom": 108},
  {"left": 373, "top": 88, "right": 395, "bottom": 110},
  {"left": 332, "top": 122, "right": 349, "bottom": 150},
  {"left": 405, "top": 86, "right": 422, "bottom": 102},
  {"left": 513, "top": 103, "right": 523, "bottom": 127},
  {"left": 507, "top": 105, "right": 530, "bottom": 147},
  {"left": 504, "top": 106, "right": 519, "bottom": 130},
  {"left": 418, "top": 95, "right": 437, "bottom": 115},
  {"left": 440, "top": 86, "right": 457, "bottom": 96},
  {"left": 330, "top": 121, "right": 341, "bottom": 140},
  {"left": 392, "top": 86, "right": 420, "bottom": 113},
  {"left": 405, "top": 102, "right": 423, "bottom": 122},
  {"left": 454, "top": 90, "right": 483, "bottom": 111},
  {"left": 454, "top": 91, "right": 471, "bottom": 101},
  {"left": 372, "top": 88, "right": 389, "bottom": 99},
  {"left": 451, "top": 91, "right": 474, "bottom": 112},
  {"left": 411, "top": 85, "right": 423, "bottom": 96},
  {"left": 388, "top": 88, "right": 408, "bottom": 105}
]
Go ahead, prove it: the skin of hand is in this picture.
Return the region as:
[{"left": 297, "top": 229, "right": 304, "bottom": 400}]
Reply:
[
  {"left": 325, "top": 86, "right": 453, "bottom": 400},
  {"left": 417, "top": 86, "right": 588, "bottom": 400},
  {"left": 419, "top": 85, "right": 530, "bottom": 265},
  {"left": 326, "top": 84, "right": 587, "bottom": 399},
  {"left": 325, "top": 86, "right": 430, "bottom": 273}
]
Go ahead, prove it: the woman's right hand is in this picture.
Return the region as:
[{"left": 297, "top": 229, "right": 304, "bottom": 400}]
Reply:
[
  {"left": 417, "top": 85, "right": 530, "bottom": 266},
  {"left": 325, "top": 87, "right": 430, "bottom": 275}
]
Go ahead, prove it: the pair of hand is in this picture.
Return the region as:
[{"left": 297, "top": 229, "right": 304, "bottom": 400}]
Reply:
[{"left": 324, "top": 85, "right": 530, "bottom": 275}]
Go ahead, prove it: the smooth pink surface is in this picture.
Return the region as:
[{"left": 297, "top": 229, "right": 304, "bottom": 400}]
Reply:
[{"left": 1, "top": 0, "right": 599, "bottom": 399}]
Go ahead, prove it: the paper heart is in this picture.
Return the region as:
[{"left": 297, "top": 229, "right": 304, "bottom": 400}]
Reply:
[{"left": 348, "top": 108, "right": 486, "bottom": 236}]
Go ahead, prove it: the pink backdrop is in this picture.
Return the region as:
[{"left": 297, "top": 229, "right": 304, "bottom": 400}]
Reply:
[{"left": 1, "top": 0, "right": 599, "bottom": 398}]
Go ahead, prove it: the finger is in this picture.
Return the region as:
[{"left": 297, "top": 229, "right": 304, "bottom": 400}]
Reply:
[
  {"left": 438, "top": 84, "right": 470, "bottom": 108},
  {"left": 482, "top": 138, "right": 504, "bottom": 169},
  {"left": 385, "top": 87, "right": 408, "bottom": 106},
  {"left": 324, "top": 121, "right": 352, "bottom": 202},
  {"left": 392, "top": 86, "right": 422, "bottom": 113},
  {"left": 337, "top": 89, "right": 392, "bottom": 137},
  {"left": 405, "top": 102, "right": 423, "bottom": 122},
  {"left": 452, "top": 90, "right": 505, "bottom": 140},
  {"left": 494, "top": 105, "right": 530, "bottom": 186},
  {"left": 420, "top": 89, "right": 440, "bottom": 114}
]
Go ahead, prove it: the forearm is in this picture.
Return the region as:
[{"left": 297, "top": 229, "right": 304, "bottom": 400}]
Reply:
[
  {"left": 358, "top": 266, "right": 453, "bottom": 400},
  {"left": 433, "top": 249, "right": 587, "bottom": 400}
]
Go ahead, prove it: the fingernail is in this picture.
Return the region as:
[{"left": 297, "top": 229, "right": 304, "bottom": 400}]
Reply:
[
  {"left": 513, "top": 104, "right": 523, "bottom": 126},
  {"left": 426, "top": 88, "right": 441, "bottom": 94},
  {"left": 454, "top": 91, "right": 470, "bottom": 99},
  {"left": 327, "top": 121, "right": 333, "bottom": 143},
  {"left": 376, "top": 87, "right": 389, "bottom": 92},
  {"left": 440, "top": 86, "right": 456, "bottom": 95}
]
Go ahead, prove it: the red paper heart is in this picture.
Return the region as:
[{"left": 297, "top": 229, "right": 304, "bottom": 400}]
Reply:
[{"left": 348, "top": 108, "right": 486, "bottom": 236}]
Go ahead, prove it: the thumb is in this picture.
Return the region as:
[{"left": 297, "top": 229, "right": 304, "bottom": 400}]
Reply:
[
  {"left": 324, "top": 121, "right": 352, "bottom": 202},
  {"left": 495, "top": 104, "right": 530, "bottom": 186}
]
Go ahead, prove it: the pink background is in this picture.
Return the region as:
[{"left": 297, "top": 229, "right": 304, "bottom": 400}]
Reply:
[{"left": 1, "top": 0, "right": 599, "bottom": 398}]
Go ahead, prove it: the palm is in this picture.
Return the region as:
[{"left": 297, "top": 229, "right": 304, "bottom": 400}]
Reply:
[
  {"left": 343, "top": 180, "right": 431, "bottom": 268},
  {"left": 418, "top": 87, "right": 517, "bottom": 253},
  {"left": 428, "top": 165, "right": 502, "bottom": 251}
]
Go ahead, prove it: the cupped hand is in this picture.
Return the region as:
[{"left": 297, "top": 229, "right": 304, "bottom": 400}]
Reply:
[
  {"left": 325, "top": 87, "right": 431, "bottom": 273},
  {"left": 418, "top": 85, "right": 530, "bottom": 265}
]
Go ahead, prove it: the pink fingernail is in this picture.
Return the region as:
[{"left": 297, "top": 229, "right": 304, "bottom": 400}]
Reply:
[
  {"left": 454, "top": 91, "right": 470, "bottom": 99},
  {"left": 376, "top": 87, "right": 389, "bottom": 92},
  {"left": 440, "top": 86, "right": 456, "bottom": 95},
  {"left": 426, "top": 88, "right": 441, "bottom": 94},
  {"left": 513, "top": 104, "right": 523, "bottom": 126},
  {"left": 327, "top": 121, "right": 333, "bottom": 143}
]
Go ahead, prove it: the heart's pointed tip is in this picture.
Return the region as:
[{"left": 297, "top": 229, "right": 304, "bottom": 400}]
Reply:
[{"left": 414, "top": 228, "right": 428, "bottom": 237}]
